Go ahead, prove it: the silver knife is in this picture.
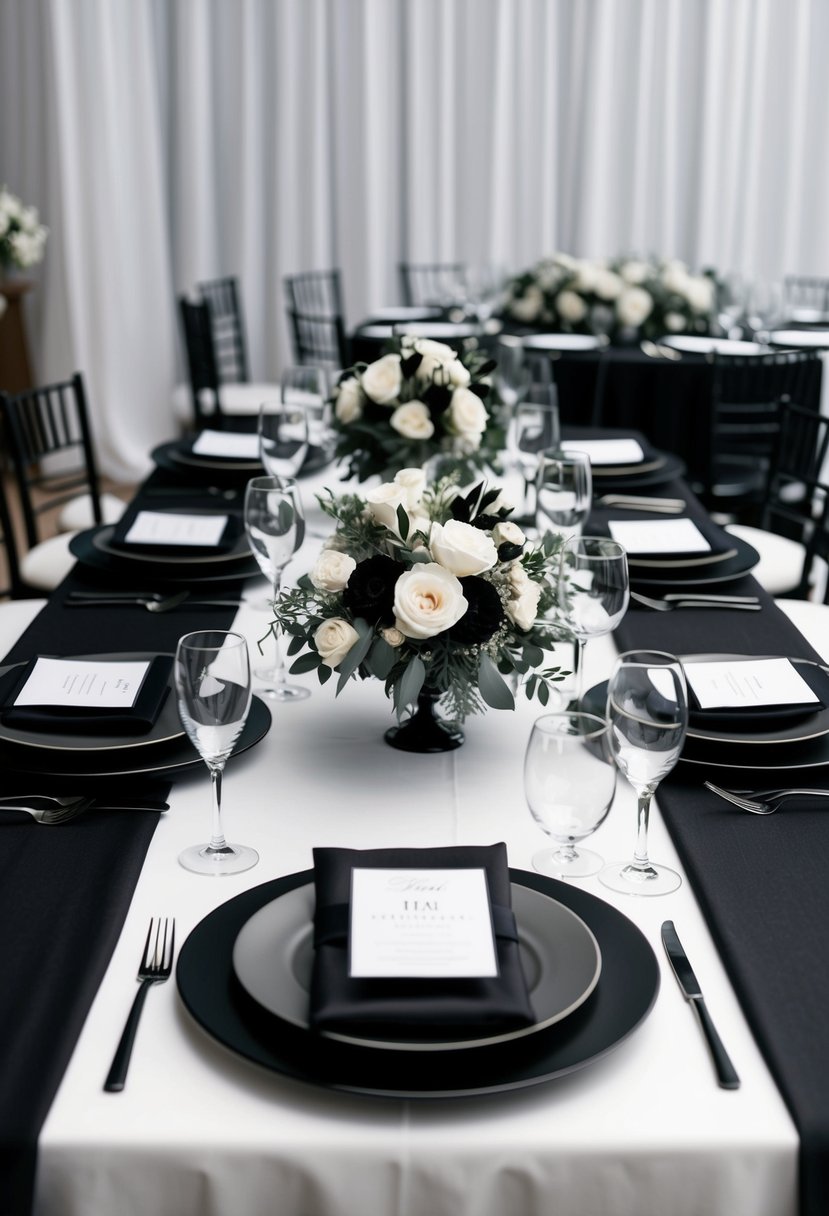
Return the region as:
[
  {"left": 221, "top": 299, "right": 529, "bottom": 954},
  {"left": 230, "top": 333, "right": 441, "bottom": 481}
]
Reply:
[{"left": 661, "top": 921, "right": 740, "bottom": 1089}]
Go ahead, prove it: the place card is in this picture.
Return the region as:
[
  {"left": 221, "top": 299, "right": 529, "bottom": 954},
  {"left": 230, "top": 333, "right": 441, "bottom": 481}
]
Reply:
[
  {"left": 122, "top": 511, "right": 229, "bottom": 547},
  {"left": 607, "top": 518, "right": 711, "bottom": 554},
  {"left": 684, "top": 657, "right": 820, "bottom": 710},
  {"left": 349, "top": 867, "right": 499, "bottom": 979},
  {"left": 191, "top": 429, "right": 260, "bottom": 459},
  {"left": 13, "top": 657, "right": 151, "bottom": 709},
  {"left": 561, "top": 438, "right": 644, "bottom": 465}
]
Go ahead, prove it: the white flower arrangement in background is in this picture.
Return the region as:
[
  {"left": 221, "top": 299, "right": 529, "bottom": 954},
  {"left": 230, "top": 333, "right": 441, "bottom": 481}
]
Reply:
[
  {"left": 505, "top": 252, "right": 719, "bottom": 341},
  {"left": 0, "top": 186, "right": 48, "bottom": 273}
]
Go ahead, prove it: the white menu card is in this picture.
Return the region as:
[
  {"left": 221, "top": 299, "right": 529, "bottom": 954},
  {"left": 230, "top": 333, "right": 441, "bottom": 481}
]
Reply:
[
  {"left": 349, "top": 868, "right": 499, "bottom": 978},
  {"left": 13, "top": 657, "right": 150, "bottom": 708},
  {"left": 684, "top": 657, "right": 820, "bottom": 710},
  {"left": 191, "top": 429, "right": 261, "bottom": 459},
  {"left": 123, "top": 511, "right": 228, "bottom": 547},
  {"left": 561, "top": 438, "right": 644, "bottom": 465},
  {"left": 608, "top": 518, "right": 711, "bottom": 554}
]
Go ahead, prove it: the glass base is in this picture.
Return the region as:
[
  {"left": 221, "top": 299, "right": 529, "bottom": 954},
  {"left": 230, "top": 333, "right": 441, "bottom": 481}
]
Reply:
[
  {"left": 254, "top": 665, "right": 311, "bottom": 701},
  {"left": 599, "top": 860, "right": 681, "bottom": 896},
  {"left": 532, "top": 846, "right": 603, "bottom": 879},
  {"left": 178, "top": 842, "right": 259, "bottom": 875}
]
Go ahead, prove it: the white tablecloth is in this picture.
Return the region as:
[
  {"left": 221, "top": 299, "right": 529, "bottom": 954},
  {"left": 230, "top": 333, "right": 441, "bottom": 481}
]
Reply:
[{"left": 29, "top": 543, "right": 799, "bottom": 1216}]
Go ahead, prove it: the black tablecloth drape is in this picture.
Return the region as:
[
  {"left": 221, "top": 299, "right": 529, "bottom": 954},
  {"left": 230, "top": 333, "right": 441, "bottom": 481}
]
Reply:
[
  {"left": 1, "top": 470, "right": 247, "bottom": 1216},
  {"left": 599, "top": 483, "right": 829, "bottom": 1216}
]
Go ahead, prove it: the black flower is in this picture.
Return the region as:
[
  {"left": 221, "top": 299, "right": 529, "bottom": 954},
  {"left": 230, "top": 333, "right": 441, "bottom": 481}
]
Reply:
[
  {"left": 342, "top": 554, "right": 401, "bottom": 624},
  {"left": 448, "top": 576, "right": 505, "bottom": 645}
]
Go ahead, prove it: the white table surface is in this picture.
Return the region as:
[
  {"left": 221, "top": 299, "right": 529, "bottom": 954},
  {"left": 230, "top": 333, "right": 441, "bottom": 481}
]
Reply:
[{"left": 30, "top": 479, "right": 800, "bottom": 1216}]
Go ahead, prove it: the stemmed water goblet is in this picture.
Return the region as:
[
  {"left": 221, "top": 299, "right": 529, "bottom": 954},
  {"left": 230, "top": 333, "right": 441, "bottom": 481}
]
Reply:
[
  {"left": 258, "top": 375, "right": 313, "bottom": 479},
  {"left": 557, "top": 535, "right": 629, "bottom": 707},
  {"left": 524, "top": 711, "right": 617, "bottom": 878},
  {"left": 175, "top": 630, "right": 258, "bottom": 875},
  {"left": 507, "top": 384, "right": 561, "bottom": 522},
  {"left": 536, "top": 448, "right": 592, "bottom": 541},
  {"left": 243, "top": 475, "right": 310, "bottom": 701},
  {"left": 600, "top": 650, "right": 688, "bottom": 896},
  {"left": 495, "top": 335, "right": 531, "bottom": 412}
]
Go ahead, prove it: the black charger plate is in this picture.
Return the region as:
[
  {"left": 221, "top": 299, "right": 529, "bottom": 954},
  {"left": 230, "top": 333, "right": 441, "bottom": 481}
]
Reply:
[
  {"left": 176, "top": 868, "right": 659, "bottom": 1098},
  {"left": 69, "top": 526, "right": 262, "bottom": 585}
]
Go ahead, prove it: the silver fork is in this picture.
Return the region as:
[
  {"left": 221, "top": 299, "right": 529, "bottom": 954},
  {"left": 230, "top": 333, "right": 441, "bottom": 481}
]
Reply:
[
  {"left": 65, "top": 591, "right": 240, "bottom": 613},
  {"left": 0, "top": 795, "right": 94, "bottom": 823},
  {"left": 104, "top": 918, "right": 176, "bottom": 1092},
  {"left": 631, "top": 591, "right": 761, "bottom": 612},
  {"left": 704, "top": 781, "right": 829, "bottom": 814}
]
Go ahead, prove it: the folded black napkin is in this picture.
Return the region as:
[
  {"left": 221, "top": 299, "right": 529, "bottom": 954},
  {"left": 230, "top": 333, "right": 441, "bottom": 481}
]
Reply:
[
  {"left": 110, "top": 506, "right": 241, "bottom": 556},
  {"left": 686, "top": 658, "right": 829, "bottom": 729},
  {"left": 0, "top": 655, "right": 172, "bottom": 735},
  {"left": 309, "top": 843, "right": 535, "bottom": 1038}
]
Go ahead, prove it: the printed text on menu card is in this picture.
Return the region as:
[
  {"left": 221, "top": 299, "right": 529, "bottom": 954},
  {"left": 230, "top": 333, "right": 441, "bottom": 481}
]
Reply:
[{"left": 14, "top": 658, "right": 150, "bottom": 709}]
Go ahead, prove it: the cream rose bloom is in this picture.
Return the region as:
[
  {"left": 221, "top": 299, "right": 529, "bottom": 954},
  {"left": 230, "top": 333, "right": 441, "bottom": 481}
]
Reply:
[
  {"left": 393, "top": 563, "right": 468, "bottom": 639},
  {"left": 594, "top": 269, "right": 624, "bottom": 300},
  {"left": 429, "top": 520, "right": 498, "bottom": 577},
  {"left": 361, "top": 353, "right": 402, "bottom": 404},
  {"left": 364, "top": 482, "right": 410, "bottom": 532},
  {"left": 393, "top": 467, "right": 426, "bottom": 510},
  {"left": 310, "top": 550, "right": 357, "bottom": 592},
  {"left": 556, "top": 289, "right": 588, "bottom": 323},
  {"left": 390, "top": 400, "right": 435, "bottom": 440},
  {"left": 664, "top": 311, "right": 687, "bottom": 332},
  {"left": 684, "top": 276, "right": 715, "bottom": 314},
  {"left": 506, "top": 579, "right": 541, "bottom": 630},
  {"left": 380, "top": 625, "right": 406, "bottom": 648},
  {"left": 314, "top": 618, "right": 360, "bottom": 668},
  {"left": 408, "top": 338, "right": 471, "bottom": 388},
  {"left": 446, "top": 387, "right": 488, "bottom": 442},
  {"left": 620, "top": 259, "right": 650, "bottom": 285},
  {"left": 509, "top": 284, "right": 544, "bottom": 323},
  {"left": 616, "top": 286, "right": 653, "bottom": 328},
  {"left": 492, "top": 521, "right": 525, "bottom": 550},
  {"left": 334, "top": 376, "right": 363, "bottom": 424}
]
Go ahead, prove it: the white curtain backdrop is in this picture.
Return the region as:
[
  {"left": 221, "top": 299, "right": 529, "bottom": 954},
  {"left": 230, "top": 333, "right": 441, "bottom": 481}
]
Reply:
[{"left": 1, "top": 0, "right": 828, "bottom": 478}]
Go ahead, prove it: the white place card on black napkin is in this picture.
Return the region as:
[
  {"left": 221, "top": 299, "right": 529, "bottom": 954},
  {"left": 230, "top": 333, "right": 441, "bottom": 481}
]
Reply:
[
  {"left": 123, "top": 511, "right": 229, "bottom": 548},
  {"left": 349, "top": 867, "right": 499, "bottom": 979},
  {"left": 608, "top": 518, "right": 711, "bottom": 554},
  {"left": 191, "top": 429, "right": 261, "bottom": 459},
  {"left": 12, "top": 657, "right": 151, "bottom": 709},
  {"left": 561, "top": 438, "right": 645, "bottom": 465},
  {"left": 684, "top": 657, "right": 820, "bottom": 710}
]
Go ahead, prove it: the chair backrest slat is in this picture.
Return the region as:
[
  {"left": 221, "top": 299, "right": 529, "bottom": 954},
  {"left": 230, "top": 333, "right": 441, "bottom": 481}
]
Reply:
[
  {"left": 196, "top": 276, "right": 249, "bottom": 384},
  {"left": 398, "top": 262, "right": 467, "bottom": 307},
  {"left": 283, "top": 270, "right": 349, "bottom": 369}
]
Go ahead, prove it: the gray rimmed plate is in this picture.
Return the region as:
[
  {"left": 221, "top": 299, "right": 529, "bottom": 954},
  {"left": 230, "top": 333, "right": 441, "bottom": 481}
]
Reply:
[{"left": 232, "top": 880, "right": 601, "bottom": 1052}]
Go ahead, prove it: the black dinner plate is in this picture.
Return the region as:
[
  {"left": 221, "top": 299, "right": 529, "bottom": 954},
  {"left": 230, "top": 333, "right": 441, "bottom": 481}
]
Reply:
[
  {"left": 588, "top": 452, "right": 686, "bottom": 491},
  {"left": 69, "top": 526, "right": 263, "bottom": 585},
  {"left": 0, "top": 695, "right": 271, "bottom": 780},
  {"left": 151, "top": 439, "right": 332, "bottom": 481},
  {"left": 100, "top": 514, "right": 251, "bottom": 567},
  {"left": 628, "top": 532, "right": 759, "bottom": 588},
  {"left": 176, "top": 868, "right": 660, "bottom": 1098}
]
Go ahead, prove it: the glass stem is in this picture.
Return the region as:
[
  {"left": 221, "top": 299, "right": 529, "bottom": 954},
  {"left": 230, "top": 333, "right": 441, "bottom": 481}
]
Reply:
[
  {"left": 271, "top": 571, "right": 285, "bottom": 686},
  {"left": 633, "top": 791, "right": 653, "bottom": 870},
  {"left": 208, "top": 764, "right": 229, "bottom": 853},
  {"left": 571, "top": 637, "right": 586, "bottom": 707}
]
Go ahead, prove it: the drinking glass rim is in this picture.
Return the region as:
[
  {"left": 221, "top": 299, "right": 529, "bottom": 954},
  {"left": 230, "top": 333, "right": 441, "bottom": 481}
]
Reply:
[
  {"left": 532, "top": 710, "right": 611, "bottom": 742},
  {"left": 176, "top": 629, "right": 249, "bottom": 654},
  {"left": 246, "top": 474, "right": 300, "bottom": 492},
  {"left": 562, "top": 535, "right": 627, "bottom": 559}
]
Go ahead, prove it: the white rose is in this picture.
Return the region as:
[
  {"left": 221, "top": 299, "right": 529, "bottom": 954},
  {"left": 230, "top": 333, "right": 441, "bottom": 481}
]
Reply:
[
  {"left": 446, "top": 387, "right": 489, "bottom": 440},
  {"left": 506, "top": 579, "right": 541, "bottom": 630},
  {"left": 509, "top": 284, "right": 544, "bottom": 323},
  {"left": 509, "top": 562, "right": 532, "bottom": 593},
  {"left": 380, "top": 626, "right": 406, "bottom": 648},
  {"left": 310, "top": 550, "right": 357, "bottom": 592},
  {"left": 333, "top": 376, "right": 363, "bottom": 424},
  {"left": 616, "top": 286, "right": 653, "bottom": 328},
  {"left": 620, "top": 259, "right": 650, "bottom": 285},
  {"left": 364, "top": 482, "right": 410, "bottom": 532},
  {"left": 393, "top": 467, "right": 426, "bottom": 509},
  {"left": 390, "top": 400, "right": 435, "bottom": 440},
  {"left": 684, "top": 276, "right": 715, "bottom": 314},
  {"left": 314, "top": 617, "right": 360, "bottom": 668},
  {"left": 573, "top": 262, "right": 598, "bottom": 292},
  {"left": 664, "top": 311, "right": 687, "bottom": 332},
  {"left": 429, "top": 520, "right": 498, "bottom": 576},
  {"left": 492, "top": 521, "right": 525, "bottom": 550},
  {"left": 554, "top": 252, "right": 579, "bottom": 270},
  {"left": 593, "top": 269, "right": 623, "bottom": 301},
  {"left": 556, "top": 289, "right": 588, "bottom": 323},
  {"left": 661, "top": 262, "right": 690, "bottom": 295},
  {"left": 393, "top": 563, "right": 468, "bottom": 639},
  {"left": 410, "top": 338, "right": 471, "bottom": 388},
  {"left": 361, "top": 353, "right": 402, "bottom": 405}
]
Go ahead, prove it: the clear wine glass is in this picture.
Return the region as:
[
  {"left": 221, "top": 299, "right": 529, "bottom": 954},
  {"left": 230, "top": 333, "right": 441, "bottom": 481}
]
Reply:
[
  {"left": 495, "top": 335, "right": 532, "bottom": 412},
  {"left": 243, "top": 475, "right": 310, "bottom": 701},
  {"left": 536, "top": 449, "right": 592, "bottom": 541},
  {"left": 281, "top": 366, "right": 334, "bottom": 463},
  {"left": 175, "top": 630, "right": 257, "bottom": 875},
  {"left": 258, "top": 381, "right": 311, "bottom": 480},
  {"left": 507, "top": 384, "right": 561, "bottom": 521},
  {"left": 524, "top": 711, "right": 617, "bottom": 878},
  {"left": 600, "top": 650, "right": 688, "bottom": 897},
  {"left": 557, "top": 535, "right": 629, "bottom": 707}
]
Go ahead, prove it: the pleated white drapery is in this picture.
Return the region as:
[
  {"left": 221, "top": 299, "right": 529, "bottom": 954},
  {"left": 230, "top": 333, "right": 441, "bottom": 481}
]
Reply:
[{"left": 1, "top": 0, "right": 828, "bottom": 479}]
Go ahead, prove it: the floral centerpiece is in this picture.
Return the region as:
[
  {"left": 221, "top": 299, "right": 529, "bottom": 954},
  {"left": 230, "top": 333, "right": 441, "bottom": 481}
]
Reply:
[
  {"left": 504, "top": 252, "right": 719, "bottom": 342},
  {"left": 331, "top": 336, "right": 505, "bottom": 483},
  {"left": 274, "top": 470, "right": 568, "bottom": 750},
  {"left": 0, "top": 186, "right": 49, "bottom": 275}
]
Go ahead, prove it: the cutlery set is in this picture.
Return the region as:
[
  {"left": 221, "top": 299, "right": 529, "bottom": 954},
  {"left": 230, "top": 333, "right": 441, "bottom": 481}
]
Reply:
[
  {"left": 0, "top": 793, "right": 170, "bottom": 824},
  {"left": 704, "top": 781, "right": 829, "bottom": 815},
  {"left": 64, "top": 590, "right": 242, "bottom": 612},
  {"left": 595, "top": 494, "right": 687, "bottom": 513},
  {"left": 631, "top": 590, "right": 761, "bottom": 612}
]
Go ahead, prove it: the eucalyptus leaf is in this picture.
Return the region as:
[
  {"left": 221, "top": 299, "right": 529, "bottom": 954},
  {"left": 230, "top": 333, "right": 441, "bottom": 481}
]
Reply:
[
  {"left": 478, "top": 652, "right": 515, "bottom": 710},
  {"left": 395, "top": 655, "right": 427, "bottom": 717},
  {"left": 366, "top": 637, "right": 397, "bottom": 680},
  {"left": 396, "top": 503, "right": 410, "bottom": 540},
  {"left": 335, "top": 621, "right": 375, "bottom": 693},
  {"left": 290, "top": 652, "right": 322, "bottom": 675}
]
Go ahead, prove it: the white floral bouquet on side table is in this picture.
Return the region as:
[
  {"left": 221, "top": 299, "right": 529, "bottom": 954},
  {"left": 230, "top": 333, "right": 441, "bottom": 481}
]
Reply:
[
  {"left": 0, "top": 186, "right": 49, "bottom": 274},
  {"left": 273, "top": 470, "right": 569, "bottom": 742},
  {"left": 331, "top": 336, "right": 506, "bottom": 483},
  {"left": 504, "top": 252, "right": 719, "bottom": 341}
]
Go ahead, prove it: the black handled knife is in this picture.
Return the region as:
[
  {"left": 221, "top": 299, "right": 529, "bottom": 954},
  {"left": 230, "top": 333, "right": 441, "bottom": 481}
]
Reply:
[{"left": 661, "top": 921, "right": 740, "bottom": 1089}]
